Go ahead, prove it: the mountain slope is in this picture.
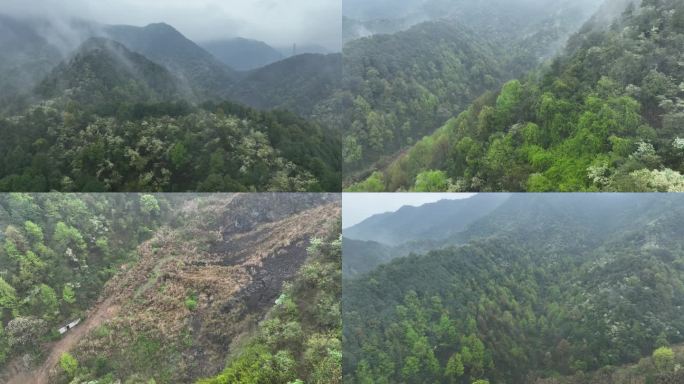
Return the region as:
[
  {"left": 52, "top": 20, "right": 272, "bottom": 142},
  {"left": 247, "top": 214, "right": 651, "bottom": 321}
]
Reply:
[
  {"left": 35, "top": 37, "right": 183, "bottom": 107},
  {"left": 228, "top": 53, "right": 342, "bottom": 118},
  {"left": 201, "top": 37, "right": 283, "bottom": 71},
  {"left": 343, "top": 193, "right": 684, "bottom": 383},
  {"left": 361, "top": 0, "right": 684, "bottom": 192},
  {"left": 341, "top": 20, "right": 509, "bottom": 173},
  {"left": 341, "top": 0, "right": 602, "bottom": 179},
  {"left": 103, "top": 23, "right": 236, "bottom": 98},
  {"left": 0, "top": 194, "right": 169, "bottom": 383},
  {"left": 0, "top": 98, "right": 341, "bottom": 192},
  {"left": 54, "top": 194, "right": 340, "bottom": 383}
]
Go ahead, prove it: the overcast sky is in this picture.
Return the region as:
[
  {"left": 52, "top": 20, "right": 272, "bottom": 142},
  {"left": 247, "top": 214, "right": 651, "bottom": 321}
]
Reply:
[
  {"left": 342, "top": 193, "right": 476, "bottom": 228},
  {"left": 2, "top": 0, "right": 342, "bottom": 50}
]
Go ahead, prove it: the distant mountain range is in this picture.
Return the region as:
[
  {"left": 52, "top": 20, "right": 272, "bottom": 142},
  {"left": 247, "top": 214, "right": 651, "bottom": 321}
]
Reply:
[
  {"left": 344, "top": 194, "right": 510, "bottom": 246},
  {"left": 0, "top": 13, "right": 339, "bottom": 115},
  {"left": 201, "top": 37, "right": 283, "bottom": 71}
]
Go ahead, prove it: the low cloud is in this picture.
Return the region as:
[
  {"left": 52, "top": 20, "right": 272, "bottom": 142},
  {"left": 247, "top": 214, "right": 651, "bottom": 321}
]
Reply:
[{"left": 1, "top": 0, "right": 342, "bottom": 51}]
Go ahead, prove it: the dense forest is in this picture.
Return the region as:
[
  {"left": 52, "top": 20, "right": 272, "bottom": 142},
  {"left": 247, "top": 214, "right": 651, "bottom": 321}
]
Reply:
[
  {"left": 340, "top": 0, "right": 601, "bottom": 182},
  {"left": 0, "top": 193, "right": 168, "bottom": 376},
  {"left": 349, "top": 0, "right": 684, "bottom": 192},
  {"left": 343, "top": 193, "right": 684, "bottom": 383},
  {"left": 0, "top": 15, "right": 341, "bottom": 192}
]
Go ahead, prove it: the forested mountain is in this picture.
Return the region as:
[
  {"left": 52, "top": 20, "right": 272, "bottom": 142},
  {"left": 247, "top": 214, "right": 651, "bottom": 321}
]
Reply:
[
  {"left": 201, "top": 37, "right": 283, "bottom": 71},
  {"left": 354, "top": 0, "right": 684, "bottom": 192},
  {"left": 36, "top": 38, "right": 184, "bottom": 107},
  {"left": 228, "top": 53, "right": 342, "bottom": 118},
  {"left": 0, "top": 194, "right": 341, "bottom": 384},
  {"left": 340, "top": 21, "right": 508, "bottom": 175},
  {"left": 341, "top": 0, "right": 602, "bottom": 181},
  {"left": 102, "top": 23, "right": 237, "bottom": 99},
  {"left": 0, "top": 14, "right": 341, "bottom": 192},
  {"left": 0, "top": 99, "right": 340, "bottom": 192},
  {"left": 343, "top": 193, "right": 684, "bottom": 383}
]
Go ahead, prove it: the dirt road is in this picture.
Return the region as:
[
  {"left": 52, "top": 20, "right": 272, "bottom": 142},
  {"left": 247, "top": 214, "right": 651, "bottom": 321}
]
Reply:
[{"left": 6, "top": 298, "right": 120, "bottom": 384}]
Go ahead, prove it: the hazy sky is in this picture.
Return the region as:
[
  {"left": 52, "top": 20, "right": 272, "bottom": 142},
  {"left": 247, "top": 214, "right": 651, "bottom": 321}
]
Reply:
[
  {"left": 342, "top": 193, "right": 476, "bottom": 228},
  {"left": 2, "top": 0, "right": 342, "bottom": 50}
]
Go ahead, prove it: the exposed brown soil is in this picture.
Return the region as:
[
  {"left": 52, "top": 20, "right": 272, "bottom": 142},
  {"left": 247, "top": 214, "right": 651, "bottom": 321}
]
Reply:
[
  {"left": 1, "top": 194, "right": 340, "bottom": 384},
  {"left": 37, "top": 194, "right": 339, "bottom": 383},
  {"left": 5, "top": 298, "right": 120, "bottom": 384}
]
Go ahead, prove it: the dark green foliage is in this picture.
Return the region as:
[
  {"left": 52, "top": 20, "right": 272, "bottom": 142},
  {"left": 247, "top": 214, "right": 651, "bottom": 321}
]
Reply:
[
  {"left": 341, "top": 21, "right": 508, "bottom": 172},
  {"left": 227, "top": 53, "right": 342, "bottom": 118},
  {"left": 36, "top": 38, "right": 184, "bottom": 109},
  {"left": 0, "top": 99, "right": 340, "bottom": 192},
  {"left": 0, "top": 16, "right": 342, "bottom": 192},
  {"left": 343, "top": 194, "right": 684, "bottom": 383}
]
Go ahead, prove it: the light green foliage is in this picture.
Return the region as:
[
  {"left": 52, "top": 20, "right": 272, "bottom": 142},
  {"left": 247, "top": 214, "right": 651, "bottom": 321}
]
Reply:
[
  {"left": 53, "top": 222, "right": 86, "bottom": 253},
  {"left": 185, "top": 294, "right": 198, "bottom": 311},
  {"left": 62, "top": 284, "right": 76, "bottom": 305},
  {"left": 140, "top": 195, "right": 160, "bottom": 216},
  {"left": 0, "top": 278, "right": 17, "bottom": 314},
  {"left": 0, "top": 195, "right": 165, "bottom": 367},
  {"left": 414, "top": 170, "right": 449, "bottom": 192},
  {"left": 653, "top": 347, "right": 675, "bottom": 372},
  {"left": 445, "top": 353, "right": 465, "bottom": 382},
  {"left": 59, "top": 352, "right": 78, "bottom": 377},
  {"left": 360, "top": 0, "right": 684, "bottom": 192},
  {"left": 346, "top": 172, "right": 386, "bottom": 192},
  {"left": 24, "top": 221, "right": 44, "bottom": 243}
]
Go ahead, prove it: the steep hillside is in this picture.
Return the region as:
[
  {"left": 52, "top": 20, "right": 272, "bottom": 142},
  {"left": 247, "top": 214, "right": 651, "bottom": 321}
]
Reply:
[
  {"left": 228, "top": 53, "right": 342, "bottom": 118},
  {"left": 36, "top": 37, "right": 183, "bottom": 108},
  {"left": 0, "top": 194, "right": 341, "bottom": 384},
  {"left": 341, "top": 21, "right": 508, "bottom": 174},
  {"left": 360, "top": 0, "right": 684, "bottom": 192},
  {"left": 103, "top": 23, "right": 236, "bottom": 98},
  {"left": 198, "top": 206, "right": 342, "bottom": 384},
  {"left": 58, "top": 194, "right": 339, "bottom": 383},
  {"left": 341, "top": 0, "right": 602, "bottom": 178},
  {"left": 0, "top": 193, "right": 169, "bottom": 383},
  {"left": 201, "top": 38, "right": 283, "bottom": 71},
  {"left": 343, "top": 193, "right": 684, "bottom": 383}
]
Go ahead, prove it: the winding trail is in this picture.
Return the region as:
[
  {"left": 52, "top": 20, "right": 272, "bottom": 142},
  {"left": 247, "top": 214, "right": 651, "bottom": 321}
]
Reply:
[{"left": 6, "top": 298, "right": 120, "bottom": 384}]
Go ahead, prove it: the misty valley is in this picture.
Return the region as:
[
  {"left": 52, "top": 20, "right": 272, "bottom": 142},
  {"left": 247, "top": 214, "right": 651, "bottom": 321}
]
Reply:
[
  {"left": 343, "top": 193, "right": 684, "bottom": 383},
  {"left": 344, "top": 0, "right": 684, "bottom": 192},
  {"left": 0, "top": 13, "right": 342, "bottom": 192}
]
